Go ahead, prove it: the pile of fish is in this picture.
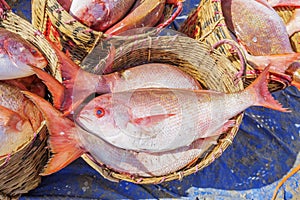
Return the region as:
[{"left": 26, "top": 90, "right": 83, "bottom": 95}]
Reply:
[
  {"left": 57, "top": 0, "right": 184, "bottom": 35},
  {"left": 0, "top": 28, "right": 47, "bottom": 160},
  {"left": 0, "top": 0, "right": 296, "bottom": 181}
]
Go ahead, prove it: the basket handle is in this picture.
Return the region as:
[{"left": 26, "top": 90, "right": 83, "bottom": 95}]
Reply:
[{"left": 211, "top": 39, "right": 247, "bottom": 85}]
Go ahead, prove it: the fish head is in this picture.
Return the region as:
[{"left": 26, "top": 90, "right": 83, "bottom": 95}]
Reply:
[
  {"left": 75, "top": 94, "right": 122, "bottom": 136},
  {"left": 4, "top": 36, "right": 48, "bottom": 70}
]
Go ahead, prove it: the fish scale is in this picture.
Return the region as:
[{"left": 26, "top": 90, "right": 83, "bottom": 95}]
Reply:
[{"left": 222, "top": 0, "right": 294, "bottom": 55}]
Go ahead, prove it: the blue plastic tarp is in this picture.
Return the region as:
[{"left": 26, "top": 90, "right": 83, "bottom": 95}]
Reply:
[{"left": 9, "top": 0, "right": 299, "bottom": 199}]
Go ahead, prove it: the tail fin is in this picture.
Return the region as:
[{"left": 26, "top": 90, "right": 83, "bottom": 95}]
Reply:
[
  {"left": 22, "top": 91, "right": 84, "bottom": 175},
  {"left": 30, "top": 66, "right": 65, "bottom": 110},
  {"left": 49, "top": 43, "right": 82, "bottom": 112},
  {"left": 51, "top": 44, "right": 80, "bottom": 83},
  {"left": 248, "top": 67, "right": 290, "bottom": 112}
]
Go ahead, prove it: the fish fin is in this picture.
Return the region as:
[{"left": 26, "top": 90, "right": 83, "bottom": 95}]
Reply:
[
  {"left": 248, "top": 66, "right": 290, "bottom": 112},
  {"left": 101, "top": 45, "right": 116, "bottom": 74},
  {"left": 222, "top": 120, "right": 236, "bottom": 132},
  {"left": 131, "top": 114, "right": 176, "bottom": 127},
  {"left": 22, "top": 91, "right": 83, "bottom": 175},
  {"left": 267, "top": 0, "right": 300, "bottom": 7},
  {"left": 30, "top": 66, "right": 65, "bottom": 110},
  {"left": 50, "top": 43, "right": 80, "bottom": 85},
  {"left": 0, "top": 105, "right": 24, "bottom": 132}
]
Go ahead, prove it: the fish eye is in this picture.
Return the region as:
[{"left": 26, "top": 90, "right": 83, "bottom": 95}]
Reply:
[{"left": 95, "top": 107, "right": 105, "bottom": 118}]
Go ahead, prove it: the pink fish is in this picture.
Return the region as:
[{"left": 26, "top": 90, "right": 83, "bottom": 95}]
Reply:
[
  {"left": 23, "top": 67, "right": 288, "bottom": 176},
  {"left": 0, "top": 82, "right": 43, "bottom": 158},
  {"left": 0, "top": 28, "right": 48, "bottom": 80},
  {"left": 75, "top": 67, "right": 288, "bottom": 152},
  {"left": 57, "top": 0, "right": 72, "bottom": 11},
  {"left": 35, "top": 45, "right": 202, "bottom": 113},
  {"left": 267, "top": 0, "right": 300, "bottom": 36},
  {"left": 221, "top": 0, "right": 300, "bottom": 89},
  {"left": 69, "top": 0, "right": 136, "bottom": 32}
]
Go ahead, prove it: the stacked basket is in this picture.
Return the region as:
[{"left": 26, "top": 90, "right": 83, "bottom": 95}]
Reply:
[
  {"left": 0, "top": 7, "right": 61, "bottom": 199},
  {"left": 31, "top": 0, "right": 175, "bottom": 64}
]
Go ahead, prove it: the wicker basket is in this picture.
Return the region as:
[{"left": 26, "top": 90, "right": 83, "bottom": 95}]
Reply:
[
  {"left": 179, "top": 0, "right": 297, "bottom": 92},
  {"left": 0, "top": 8, "right": 60, "bottom": 199},
  {"left": 31, "top": 0, "right": 175, "bottom": 64},
  {"left": 75, "top": 34, "right": 245, "bottom": 184}
]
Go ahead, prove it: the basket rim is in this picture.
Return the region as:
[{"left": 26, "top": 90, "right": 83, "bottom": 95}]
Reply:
[{"left": 80, "top": 35, "right": 245, "bottom": 184}]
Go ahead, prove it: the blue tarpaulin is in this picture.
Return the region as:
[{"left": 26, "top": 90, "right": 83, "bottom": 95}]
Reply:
[{"left": 9, "top": 0, "right": 299, "bottom": 199}]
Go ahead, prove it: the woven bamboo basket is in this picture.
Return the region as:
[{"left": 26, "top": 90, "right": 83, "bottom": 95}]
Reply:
[
  {"left": 179, "top": 0, "right": 298, "bottom": 92},
  {"left": 31, "top": 0, "right": 175, "bottom": 64},
  {"left": 0, "top": 8, "right": 61, "bottom": 199},
  {"left": 75, "top": 34, "right": 245, "bottom": 184}
]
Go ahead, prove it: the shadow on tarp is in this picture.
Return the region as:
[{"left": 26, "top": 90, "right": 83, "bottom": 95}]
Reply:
[{"left": 22, "top": 86, "right": 299, "bottom": 199}]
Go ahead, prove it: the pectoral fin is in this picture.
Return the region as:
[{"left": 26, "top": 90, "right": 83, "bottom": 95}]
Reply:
[
  {"left": 0, "top": 105, "right": 24, "bottom": 132},
  {"left": 131, "top": 113, "right": 176, "bottom": 127}
]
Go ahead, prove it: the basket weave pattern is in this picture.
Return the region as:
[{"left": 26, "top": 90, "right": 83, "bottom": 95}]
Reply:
[
  {"left": 0, "top": 10, "right": 60, "bottom": 198},
  {"left": 32, "top": 0, "right": 174, "bottom": 64},
  {"left": 78, "top": 35, "right": 244, "bottom": 184}
]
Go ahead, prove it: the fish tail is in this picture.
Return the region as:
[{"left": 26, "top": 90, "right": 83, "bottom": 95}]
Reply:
[
  {"left": 30, "top": 66, "right": 65, "bottom": 110},
  {"left": 50, "top": 43, "right": 80, "bottom": 84},
  {"left": 22, "top": 91, "right": 84, "bottom": 175},
  {"left": 248, "top": 67, "right": 289, "bottom": 112}
]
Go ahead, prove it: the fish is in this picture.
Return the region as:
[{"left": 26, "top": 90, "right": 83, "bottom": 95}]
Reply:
[
  {"left": 35, "top": 45, "right": 202, "bottom": 113},
  {"left": 69, "top": 0, "right": 136, "bottom": 32},
  {"left": 221, "top": 0, "right": 300, "bottom": 89},
  {"left": 105, "top": 0, "right": 184, "bottom": 36},
  {"left": 0, "top": 28, "right": 48, "bottom": 80},
  {"left": 57, "top": 0, "right": 72, "bottom": 11},
  {"left": 267, "top": 0, "right": 300, "bottom": 36},
  {"left": 75, "top": 66, "right": 289, "bottom": 153},
  {"left": 23, "top": 90, "right": 217, "bottom": 178},
  {"left": 23, "top": 67, "right": 288, "bottom": 176},
  {"left": 3, "top": 75, "right": 47, "bottom": 98},
  {"left": 222, "top": 0, "right": 293, "bottom": 56},
  {"left": 0, "top": 82, "right": 43, "bottom": 158}
]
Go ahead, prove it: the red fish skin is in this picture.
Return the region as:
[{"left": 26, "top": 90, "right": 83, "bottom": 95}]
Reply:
[
  {"left": 0, "top": 83, "right": 43, "bottom": 157},
  {"left": 69, "top": 0, "right": 136, "bottom": 31},
  {"left": 57, "top": 0, "right": 72, "bottom": 11},
  {"left": 222, "top": 0, "right": 294, "bottom": 55},
  {"left": 105, "top": 0, "right": 166, "bottom": 36},
  {"left": 0, "top": 28, "right": 48, "bottom": 80},
  {"left": 3, "top": 75, "right": 46, "bottom": 98}
]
